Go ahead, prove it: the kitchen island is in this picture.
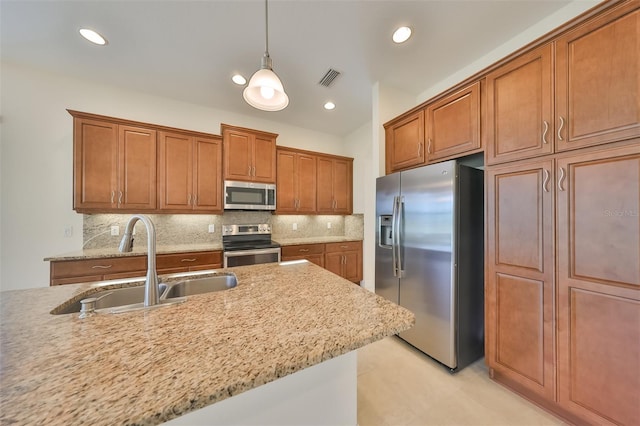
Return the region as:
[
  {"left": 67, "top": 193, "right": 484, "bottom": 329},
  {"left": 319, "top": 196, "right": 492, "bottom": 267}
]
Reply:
[{"left": 0, "top": 261, "right": 413, "bottom": 425}]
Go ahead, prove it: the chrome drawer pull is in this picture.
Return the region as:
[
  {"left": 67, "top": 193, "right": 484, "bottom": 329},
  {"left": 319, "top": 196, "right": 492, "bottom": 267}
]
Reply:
[
  {"left": 181, "top": 258, "right": 197, "bottom": 262},
  {"left": 91, "top": 265, "right": 113, "bottom": 269},
  {"left": 299, "top": 249, "right": 309, "bottom": 252}
]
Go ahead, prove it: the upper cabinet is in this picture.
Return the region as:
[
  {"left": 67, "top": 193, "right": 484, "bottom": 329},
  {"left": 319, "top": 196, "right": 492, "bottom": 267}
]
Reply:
[
  {"left": 276, "top": 148, "right": 317, "bottom": 214},
  {"left": 426, "top": 81, "right": 482, "bottom": 162},
  {"left": 486, "top": 4, "right": 639, "bottom": 165},
  {"left": 69, "top": 110, "right": 222, "bottom": 214},
  {"left": 317, "top": 155, "right": 353, "bottom": 215},
  {"left": 221, "top": 124, "right": 277, "bottom": 183},
  {"left": 72, "top": 113, "right": 157, "bottom": 212},
  {"left": 555, "top": 6, "right": 640, "bottom": 151},
  {"left": 485, "top": 44, "right": 554, "bottom": 164},
  {"left": 158, "top": 131, "right": 223, "bottom": 213},
  {"left": 385, "top": 110, "right": 425, "bottom": 174}
]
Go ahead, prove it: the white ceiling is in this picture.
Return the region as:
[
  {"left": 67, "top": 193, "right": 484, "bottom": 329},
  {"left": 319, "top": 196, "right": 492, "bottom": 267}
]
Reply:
[{"left": 1, "top": 0, "right": 573, "bottom": 137}]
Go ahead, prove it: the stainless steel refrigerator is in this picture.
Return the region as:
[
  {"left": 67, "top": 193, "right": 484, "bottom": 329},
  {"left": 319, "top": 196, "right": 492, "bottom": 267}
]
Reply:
[{"left": 375, "top": 159, "right": 484, "bottom": 371}]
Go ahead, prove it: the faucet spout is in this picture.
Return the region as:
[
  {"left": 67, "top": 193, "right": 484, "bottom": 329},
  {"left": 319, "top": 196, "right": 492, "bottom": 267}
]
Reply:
[{"left": 119, "top": 214, "right": 159, "bottom": 307}]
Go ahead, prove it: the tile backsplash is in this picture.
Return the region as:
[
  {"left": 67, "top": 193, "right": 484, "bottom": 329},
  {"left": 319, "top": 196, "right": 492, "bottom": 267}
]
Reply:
[{"left": 83, "top": 213, "right": 364, "bottom": 249}]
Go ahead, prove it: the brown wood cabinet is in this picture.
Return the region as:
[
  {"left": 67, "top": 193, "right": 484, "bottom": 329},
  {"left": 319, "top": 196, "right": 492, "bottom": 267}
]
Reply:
[
  {"left": 486, "top": 158, "right": 556, "bottom": 401},
  {"left": 486, "top": 4, "right": 639, "bottom": 165},
  {"left": 555, "top": 143, "right": 640, "bottom": 425},
  {"left": 49, "top": 251, "right": 223, "bottom": 286},
  {"left": 158, "top": 131, "right": 223, "bottom": 213},
  {"left": 72, "top": 114, "right": 157, "bottom": 212},
  {"left": 555, "top": 5, "right": 640, "bottom": 152},
  {"left": 426, "top": 81, "right": 481, "bottom": 162},
  {"left": 485, "top": 44, "right": 554, "bottom": 164},
  {"left": 221, "top": 124, "right": 277, "bottom": 183},
  {"left": 281, "top": 244, "right": 325, "bottom": 268},
  {"left": 276, "top": 148, "right": 317, "bottom": 214},
  {"left": 316, "top": 156, "right": 353, "bottom": 215},
  {"left": 486, "top": 139, "right": 640, "bottom": 424},
  {"left": 325, "top": 241, "right": 362, "bottom": 283},
  {"left": 385, "top": 110, "right": 425, "bottom": 174}
]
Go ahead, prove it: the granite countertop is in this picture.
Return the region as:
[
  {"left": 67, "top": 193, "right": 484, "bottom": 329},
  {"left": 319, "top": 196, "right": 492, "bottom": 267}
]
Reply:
[
  {"left": 0, "top": 261, "right": 414, "bottom": 425},
  {"left": 274, "top": 236, "right": 363, "bottom": 246},
  {"left": 44, "top": 243, "right": 223, "bottom": 261}
]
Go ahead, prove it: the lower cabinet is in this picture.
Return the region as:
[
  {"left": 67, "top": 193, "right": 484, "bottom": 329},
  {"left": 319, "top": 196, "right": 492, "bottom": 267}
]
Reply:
[
  {"left": 486, "top": 141, "right": 640, "bottom": 424},
  {"left": 280, "top": 241, "right": 362, "bottom": 283},
  {"left": 325, "top": 241, "right": 362, "bottom": 283},
  {"left": 49, "top": 251, "right": 222, "bottom": 286}
]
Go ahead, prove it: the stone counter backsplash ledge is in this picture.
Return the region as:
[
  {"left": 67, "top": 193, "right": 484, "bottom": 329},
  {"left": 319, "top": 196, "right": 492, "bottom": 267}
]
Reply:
[{"left": 83, "top": 213, "right": 364, "bottom": 249}]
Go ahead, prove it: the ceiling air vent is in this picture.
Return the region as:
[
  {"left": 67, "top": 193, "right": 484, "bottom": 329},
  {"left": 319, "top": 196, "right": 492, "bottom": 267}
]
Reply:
[{"left": 318, "top": 69, "right": 341, "bottom": 87}]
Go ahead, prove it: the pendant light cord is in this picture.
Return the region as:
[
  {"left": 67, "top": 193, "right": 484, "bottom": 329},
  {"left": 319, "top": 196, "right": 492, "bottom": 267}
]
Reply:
[{"left": 264, "top": 0, "right": 269, "bottom": 56}]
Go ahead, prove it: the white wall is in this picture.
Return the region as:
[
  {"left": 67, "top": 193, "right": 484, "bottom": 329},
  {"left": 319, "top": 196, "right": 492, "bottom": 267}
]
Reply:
[{"left": 0, "top": 62, "right": 344, "bottom": 291}]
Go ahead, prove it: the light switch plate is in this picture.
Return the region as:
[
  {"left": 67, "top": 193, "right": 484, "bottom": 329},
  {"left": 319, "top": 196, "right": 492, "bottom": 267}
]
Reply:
[
  {"left": 327, "top": 222, "right": 332, "bottom": 229},
  {"left": 292, "top": 223, "right": 298, "bottom": 231},
  {"left": 208, "top": 224, "right": 215, "bottom": 233}
]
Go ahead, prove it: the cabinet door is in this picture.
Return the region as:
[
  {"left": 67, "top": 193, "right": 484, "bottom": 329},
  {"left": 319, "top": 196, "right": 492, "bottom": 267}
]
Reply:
[
  {"left": 193, "top": 136, "right": 222, "bottom": 212},
  {"left": 426, "top": 81, "right": 481, "bottom": 162},
  {"left": 324, "top": 252, "right": 344, "bottom": 278},
  {"left": 316, "top": 157, "right": 335, "bottom": 213},
  {"left": 223, "top": 130, "right": 252, "bottom": 181},
  {"left": 276, "top": 150, "right": 297, "bottom": 213},
  {"left": 385, "top": 110, "right": 425, "bottom": 173},
  {"left": 253, "top": 135, "right": 276, "bottom": 183},
  {"left": 118, "top": 125, "right": 156, "bottom": 210},
  {"left": 73, "top": 118, "right": 118, "bottom": 210},
  {"left": 342, "top": 250, "right": 362, "bottom": 283},
  {"left": 556, "top": 144, "right": 640, "bottom": 425},
  {"left": 556, "top": 7, "right": 640, "bottom": 152},
  {"left": 296, "top": 153, "right": 317, "bottom": 213},
  {"left": 332, "top": 158, "right": 352, "bottom": 214},
  {"left": 486, "top": 44, "right": 554, "bottom": 164},
  {"left": 158, "top": 132, "right": 193, "bottom": 210},
  {"left": 486, "top": 158, "right": 555, "bottom": 401}
]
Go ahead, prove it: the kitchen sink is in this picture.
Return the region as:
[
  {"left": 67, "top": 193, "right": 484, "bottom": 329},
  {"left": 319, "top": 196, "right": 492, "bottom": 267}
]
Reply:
[
  {"left": 52, "top": 273, "right": 238, "bottom": 315},
  {"left": 53, "top": 283, "right": 169, "bottom": 315},
  {"left": 163, "top": 274, "right": 237, "bottom": 298}
]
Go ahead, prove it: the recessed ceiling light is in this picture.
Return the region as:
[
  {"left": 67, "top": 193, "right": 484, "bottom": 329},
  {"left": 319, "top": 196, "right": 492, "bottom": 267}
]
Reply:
[
  {"left": 79, "top": 28, "right": 107, "bottom": 45},
  {"left": 392, "top": 26, "right": 412, "bottom": 44},
  {"left": 324, "top": 102, "right": 336, "bottom": 110},
  {"left": 232, "top": 74, "right": 247, "bottom": 85}
]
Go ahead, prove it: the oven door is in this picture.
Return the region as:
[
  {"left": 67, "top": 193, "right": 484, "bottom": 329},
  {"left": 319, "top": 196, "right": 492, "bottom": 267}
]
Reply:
[{"left": 224, "top": 247, "right": 281, "bottom": 268}]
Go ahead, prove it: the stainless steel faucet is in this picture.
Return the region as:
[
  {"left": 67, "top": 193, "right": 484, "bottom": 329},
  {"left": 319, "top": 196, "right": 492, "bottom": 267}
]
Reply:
[{"left": 119, "top": 214, "right": 160, "bottom": 307}]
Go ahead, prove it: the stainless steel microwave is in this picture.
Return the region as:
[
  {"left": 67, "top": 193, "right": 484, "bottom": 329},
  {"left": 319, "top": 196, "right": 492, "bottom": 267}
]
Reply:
[{"left": 224, "top": 180, "right": 276, "bottom": 210}]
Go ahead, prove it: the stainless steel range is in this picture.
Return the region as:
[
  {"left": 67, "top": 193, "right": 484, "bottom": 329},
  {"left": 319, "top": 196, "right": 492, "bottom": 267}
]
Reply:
[{"left": 222, "top": 224, "right": 281, "bottom": 268}]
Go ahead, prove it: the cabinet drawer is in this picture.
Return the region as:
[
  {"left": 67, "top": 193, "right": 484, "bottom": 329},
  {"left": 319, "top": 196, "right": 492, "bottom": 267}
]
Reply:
[
  {"left": 51, "top": 256, "right": 147, "bottom": 279},
  {"left": 281, "top": 244, "right": 324, "bottom": 256},
  {"left": 325, "top": 241, "right": 361, "bottom": 253},
  {"left": 156, "top": 251, "right": 222, "bottom": 269}
]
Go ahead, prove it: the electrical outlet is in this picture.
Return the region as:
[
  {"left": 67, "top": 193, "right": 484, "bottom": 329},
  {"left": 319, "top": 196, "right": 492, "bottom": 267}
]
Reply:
[
  {"left": 327, "top": 222, "right": 332, "bottom": 229},
  {"left": 63, "top": 226, "right": 73, "bottom": 238},
  {"left": 110, "top": 225, "right": 119, "bottom": 236},
  {"left": 292, "top": 223, "right": 298, "bottom": 231},
  {"left": 208, "top": 224, "right": 215, "bottom": 233}
]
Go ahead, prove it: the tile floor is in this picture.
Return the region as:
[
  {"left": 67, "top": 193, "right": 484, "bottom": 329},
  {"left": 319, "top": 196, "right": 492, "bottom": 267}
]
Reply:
[{"left": 357, "top": 336, "right": 565, "bottom": 426}]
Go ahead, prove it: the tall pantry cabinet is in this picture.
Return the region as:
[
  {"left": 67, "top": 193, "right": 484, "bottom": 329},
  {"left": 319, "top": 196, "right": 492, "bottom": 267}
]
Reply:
[{"left": 485, "top": 2, "right": 639, "bottom": 425}]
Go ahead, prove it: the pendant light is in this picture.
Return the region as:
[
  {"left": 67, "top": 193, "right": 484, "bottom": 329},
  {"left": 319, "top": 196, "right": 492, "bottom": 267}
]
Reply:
[{"left": 243, "top": 0, "right": 289, "bottom": 111}]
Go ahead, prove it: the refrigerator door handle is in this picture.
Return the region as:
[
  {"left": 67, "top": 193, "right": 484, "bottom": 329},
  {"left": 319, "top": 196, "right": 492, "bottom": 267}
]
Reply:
[
  {"left": 391, "top": 195, "right": 399, "bottom": 277},
  {"left": 397, "top": 196, "right": 405, "bottom": 277}
]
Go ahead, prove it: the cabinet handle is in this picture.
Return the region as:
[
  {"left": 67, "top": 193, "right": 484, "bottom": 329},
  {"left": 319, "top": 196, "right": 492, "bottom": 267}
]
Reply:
[
  {"left": 248, "top": 166, "right": 252, "bottom": 176},
  {"left": 111, "top": 191, "right": 115, "bottom": 204},
  {"left": 253, "top": 166, "right": 256, "bottom": 176},
  {"left": 91, "top": 265, "right": 113, "bottom": 269},
  {"left": 118, "top": 191, "right": 123, "bottom": 204},
  {"left": 417, "top": 142, "right": 422, "bottom": 157},
  {"left": 181, "top": 258, "right": 197, "bottom": 262},
  {"left": 340, "top": 245, "right": 349, "bottom": 249},
  {"left": 427, "top": 139, "right": 432, "bottom": 154},
  {"left": 193, "top": 195, "right": 198, "bottom": 206},
  {"left": 558, "top": 167, "right": 566, "bottom": 191},
  {"left": 187, "top": 194, "right": 192, "bottom": 205},
  {"left": 299, "top": 249, "right": 309, "bottom": 253},
  {"left": 542, "top": 169, "right": 550, "bottom": 193},
  {"left": 542, "top": 121, "right": 549, "bottom": 144},
  {"left": 557, "top": 116, "right": 565, "bottom": 141}
]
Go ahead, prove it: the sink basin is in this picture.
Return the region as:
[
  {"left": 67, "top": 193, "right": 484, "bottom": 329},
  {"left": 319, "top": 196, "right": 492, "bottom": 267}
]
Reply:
[
  {"left": 163, "top": 274, "right": 237, "bottom": 298},
  {"left": 53, "top": 283, "right": 168, "bottom": 315}
]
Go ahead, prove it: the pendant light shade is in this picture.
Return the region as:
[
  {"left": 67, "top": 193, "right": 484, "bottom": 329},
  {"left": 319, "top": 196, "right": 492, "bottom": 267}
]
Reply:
[{"left": 243, "top": 0, "right": 289, "bottom": 111}]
